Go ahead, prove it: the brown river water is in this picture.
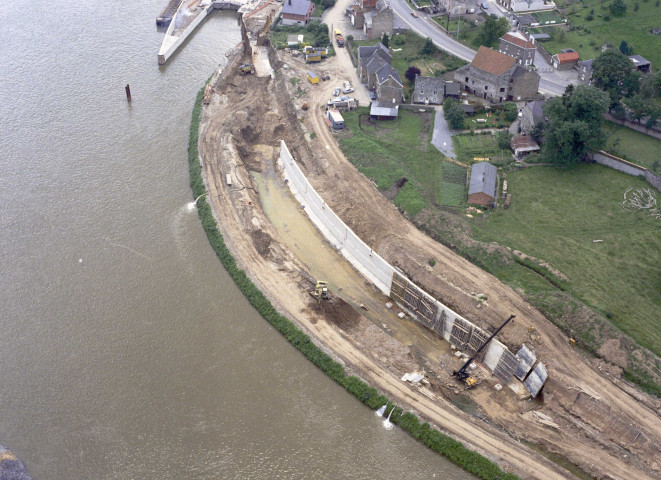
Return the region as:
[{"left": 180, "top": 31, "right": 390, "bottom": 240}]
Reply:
[{"left": 0, "top": 1, "right": 475, "bottom": 478}]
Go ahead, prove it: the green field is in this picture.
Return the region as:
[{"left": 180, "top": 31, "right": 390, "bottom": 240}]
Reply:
[
  {"left": 539, "top": 0, "right": 661, "bottom": 66},
  {"left": 470, "top": 164, "right": 661, "bottom": 356},
  {"left": 434, "top": 17, "right": 481, "bottom": 46},
  {"left": 531, "top": 10, "right": 566, "bottom": 24},
  {"left": 452, "top": 133, "right": 513, "bottom": 165},
  {"left": 352, "top": 30, "right": 466, "bottom": 98},
  {"left": 603, "top": 122, "right": 661, "bottom": 171},
  {"left": 338, "top": 107, "right": 467, "bottom": 213}
]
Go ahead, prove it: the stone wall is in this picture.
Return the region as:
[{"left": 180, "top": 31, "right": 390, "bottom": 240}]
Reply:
[{"left": 591, "top": 150, "right": 661, "bottom": 192}]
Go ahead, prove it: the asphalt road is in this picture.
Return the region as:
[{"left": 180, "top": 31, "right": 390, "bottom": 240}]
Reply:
[{"left": 389, "top": 0, "right": 567, "bottom": 96}]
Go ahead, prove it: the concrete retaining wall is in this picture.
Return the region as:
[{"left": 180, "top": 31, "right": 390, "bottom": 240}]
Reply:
[
  {"left": 278, "top": 140, "right": 394, "bottom": 293},
  {"left": 278, "top": 141, "right": 527, "bottom": 385}
]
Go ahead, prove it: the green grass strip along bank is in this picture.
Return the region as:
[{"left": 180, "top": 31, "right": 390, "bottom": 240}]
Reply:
[{"left": 188, "top": 85, "right": 519, "bottom": 480}]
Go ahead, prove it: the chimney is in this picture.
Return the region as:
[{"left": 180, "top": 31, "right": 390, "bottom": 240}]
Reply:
[{"left": 288, "top": 0, "right": 291, "bottom": 4}]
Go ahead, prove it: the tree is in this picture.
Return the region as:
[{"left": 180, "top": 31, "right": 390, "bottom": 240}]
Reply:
[
  {"left": 444, "top": 99, "right": 465, "bottom": 130},
  {"left": 496, "top": 130, "right": 512, "bottom": 150},
  {"left": 421, "top": 37, "right": 436, "bottom": 56},
  {"left": 502, "top": 102, "right": 518, "bottom": 122},
  {"left": 610, "top": 0, "right": 627, "bottom": 15},
  {"left": 381, "top": 32, "right": 390, "bottom": 48},
  {"left": 591, "top": 50, "right": 641, "bottom": 107},
  {"left": 619, "top": 40, "right": 631, "bottom": 55},
  {"left": 625, "top": 95, "right": 647, "bottom": 123},
  {"left": 477, "top": 15, "right": 510, "bottom": 47},
  {"left": 405, "top": 66, "right": 421, "bottom": 83},
  {"left": 541, "top": 85, "right": 609, "bottom": 166}
]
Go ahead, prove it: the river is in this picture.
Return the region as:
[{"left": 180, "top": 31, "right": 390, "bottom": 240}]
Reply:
[{"left": 0, "top": 1, "right": 474, "bottom": 478}]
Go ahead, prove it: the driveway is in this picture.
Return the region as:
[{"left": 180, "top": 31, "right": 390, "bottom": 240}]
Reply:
[{"left": 431, "top": 107, "right": 456, "bottom": 159}]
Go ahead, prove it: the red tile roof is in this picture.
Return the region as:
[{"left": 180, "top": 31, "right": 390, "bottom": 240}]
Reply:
[
  {"left": 555, "top": 51, "right": 579, "bottom": 63},
  {"left": 501, "top": 32, "right": 535, "bottom": 49},
  {"left": 471, "top": 46, "right": 516, "bottom": 76}
]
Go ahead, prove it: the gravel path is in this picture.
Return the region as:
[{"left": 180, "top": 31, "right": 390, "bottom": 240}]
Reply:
[{"left": 431, "top": 107, "right": 456, "bottom": 159}]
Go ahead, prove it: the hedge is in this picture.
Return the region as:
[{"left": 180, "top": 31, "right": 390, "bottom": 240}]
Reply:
[{"left": 188, "top": 85, "right": 520, "bottom": 480}]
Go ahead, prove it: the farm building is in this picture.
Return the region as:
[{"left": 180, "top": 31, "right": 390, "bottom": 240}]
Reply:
[
  {"left": 444, "top": 82, "right": 461, "bottom": 99},
  {"left": 306, "top": 71, "right": 319, "bottom": 84},
  {"left": 327, "top": 109, "right": 345, "bottom": 129},
  {"left": 468, "top": 161, "right": 498, "bottom": 206}
]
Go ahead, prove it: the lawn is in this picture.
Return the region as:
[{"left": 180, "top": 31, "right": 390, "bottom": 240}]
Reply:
[
  {"left": 531, "top": 10, "right": 567, "bottom": 25},
  {"left": 603, "top": 121, "right": 661, "bottom": 171},
  {"left": 539, "top": 0, "right": 661, "bottom": 66},
  {"left": 352, "top": 30, "right": 466, "bottom": 99},
  {"left": 433, "top": 17, "right": 481, "bottom": 46},
  {"left": 470, "top": 164, "right": 661, "bottom": 356},
  {"left": 338, "top": 107, "right": 467, "bottom": 213},
  {"left": 452, "top": 133, "right": 513, "bottom": 165}
]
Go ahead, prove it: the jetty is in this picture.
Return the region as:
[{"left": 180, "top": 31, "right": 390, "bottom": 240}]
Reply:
[
  {"left": 156, "top": 0, "right": 182, "bottom": 26},
  {"left": 157, "top": 0, "right": 265, "bottom": 65}
]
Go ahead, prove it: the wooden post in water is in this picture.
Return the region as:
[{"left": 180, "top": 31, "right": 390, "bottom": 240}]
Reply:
[{"left": 125, "top": 84, "right": 131, "bottom": 101}]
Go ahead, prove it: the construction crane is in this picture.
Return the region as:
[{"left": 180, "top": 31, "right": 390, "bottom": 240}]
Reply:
[{"left": 452, "top": 314, "right": 516, "bottom": 389}]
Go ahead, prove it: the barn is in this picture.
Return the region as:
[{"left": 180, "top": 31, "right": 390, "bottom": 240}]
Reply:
[{"left": 468, "top": 162, "right": 498, "bottom": 206}]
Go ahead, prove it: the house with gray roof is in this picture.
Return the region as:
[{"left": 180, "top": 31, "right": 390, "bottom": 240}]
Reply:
[
  {"left": 578, "top": 59, "right": 594, "bottom": 85},
  {"left": 629, "top": 55, "right": 651, "bottom": 73},
  {"left": 375, "top": 64, "right": 403, "bottom": 105},
  {"left": 520, "top": 99, "right": 545, "bottom": 134},
  {"left": 358, "top": 42, "right": 391, "bottom": 88},
  {"left": 468, "top": 161, "right": 498, "bottom": 206},
  {"left": 363, "top": 0, "right": 394, "bottom": 40},
  {"left": 413, "top": 76, "right": 445, "bottom": 104},
  {"left": 281, "top": 0, "right": 315, "bottom": 26}
]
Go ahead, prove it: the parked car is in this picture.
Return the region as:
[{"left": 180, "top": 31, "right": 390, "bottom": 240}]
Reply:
[
  {"left": 334, "top": 87, "right": 341, "bottom": 96},
  {"left": 342, "top": 87, "right": 355, "bottom": 94},
  {"left": 481, "top": 2, "right": 488, "bottom": 8},
  {"left": 411, "top": 11, "right": 418, "bottom": 17},
  {"left": 369, "top": 91, "right": 377, "bottom": 100},
  {"left": 344, "top": 81, "right": 351, "bottom": 89}
]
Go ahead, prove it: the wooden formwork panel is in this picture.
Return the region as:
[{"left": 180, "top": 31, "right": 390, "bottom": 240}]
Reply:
[
  {"left": 465, "top": 327, "right": 490, "bottom": 362},
  {"left": 390, "top": 272, "right": 407, "bottom": 303},
  {"left": 450, "top": 317, "right": 472, "bottom": 349},
  {"left": 430, "top": 309, "right": 445, "bottom": 337},
  {"left": 493, "top": 348, "right": 518, "bottom": 385},
  {"left": 403, "top": 282, "right": 422, "bottom": 315},
  {"left": 417, "top": 294, "right": 439, "bottom": 328}
]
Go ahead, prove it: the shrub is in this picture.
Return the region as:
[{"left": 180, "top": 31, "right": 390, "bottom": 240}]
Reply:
[{"left": 429, "top": 258, "right": 436, "bottom": 267}]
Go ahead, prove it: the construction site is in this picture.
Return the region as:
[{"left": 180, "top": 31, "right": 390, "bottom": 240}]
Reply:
[{"left": 195, "top": 7, "right": 661, "bottom": 480}]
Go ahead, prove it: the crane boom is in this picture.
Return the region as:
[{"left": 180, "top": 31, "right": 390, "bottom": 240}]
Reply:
[{"left": 453, "top": 314, "right": 516, "bottom": 384}]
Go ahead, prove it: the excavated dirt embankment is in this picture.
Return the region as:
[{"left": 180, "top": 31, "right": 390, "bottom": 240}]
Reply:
[{"left": 197, "top": 28, "right": 661, "bottom": 480}]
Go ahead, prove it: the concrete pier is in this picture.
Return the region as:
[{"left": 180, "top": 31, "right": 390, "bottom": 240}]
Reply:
[{"left": 158, "top": 0, "right": 253, "bottom": 65}]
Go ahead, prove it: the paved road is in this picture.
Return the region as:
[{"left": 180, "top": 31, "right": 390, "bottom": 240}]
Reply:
[
  {"left": 389, "top": 0, "right": 567, "bottom": 96},
  {"left": 430, "top": 107, "right": 456, "bottom": 158}
]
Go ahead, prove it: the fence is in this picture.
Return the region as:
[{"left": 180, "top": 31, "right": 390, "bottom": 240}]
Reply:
[{"left": 278, "top": 141, "right": 544, "bottom": 392}]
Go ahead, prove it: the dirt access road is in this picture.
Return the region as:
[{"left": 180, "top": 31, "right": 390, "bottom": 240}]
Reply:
[{"left": 196, "top": 13, "right": 661, "bottom": 480}]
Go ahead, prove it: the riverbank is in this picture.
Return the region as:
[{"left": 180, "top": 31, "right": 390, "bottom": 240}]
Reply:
[{"left": 191, "top": 16, "right": 661, "bottom": 480}]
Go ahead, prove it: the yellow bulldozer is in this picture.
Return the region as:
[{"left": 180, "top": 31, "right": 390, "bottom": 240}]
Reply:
[{"left": 238, "top": 62, "right": 255, "bottom": 75}]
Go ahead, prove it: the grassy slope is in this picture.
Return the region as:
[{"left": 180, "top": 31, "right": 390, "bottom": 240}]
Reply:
[
  {"left": 339, "top": 107, "right": 467, "bottom": 213},
  {"left": 470, "top": 164, "right": 661, "bottom": 356},
  {"left": 540, "top": 0, "right": 661, "bottom": 66},
  {"left": 603, "top": 121, "right": 661, "bottom": 170}
]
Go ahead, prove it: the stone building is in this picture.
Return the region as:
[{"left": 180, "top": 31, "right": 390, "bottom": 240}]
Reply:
[
  {"left": 468, "top": 162, "right": 498, "bottom": 206},
  {"left": 412, "top": 76, "right": 445, "bottom": 104},
  {"left": 552, "top": 50, "right": 579, "bottom": 70},
  {"left": 363, "top": 0, "right": 394, "bottom": 40},
  {"left": 375, "top": 64, "right": 403, "bottom": 105},
  {"left": 358, "top": 42, "right": 391, "bottom": 87},
  {"left": 498, "top": 31, "right": 536, "bottom": 66},
  {"left": 578, "top": 59, "right": 593, "bottom": 85},
  {"left": 280, "top": 0, "right": 315, "bottom": 26},
  {"left": 437, "top": 0, "right": 478, "bottom": 15},
  {"left": 519, "top": 100, "right": 545, "bottom": 134},
  {"left": 454, "top": 46, "right": 540, "bottom": 102}
]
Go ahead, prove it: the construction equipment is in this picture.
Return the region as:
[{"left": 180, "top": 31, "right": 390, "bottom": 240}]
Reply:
[
  {"left": 452, "top": 314, "right": 515, "bottom": 389},
  {"left": 238, "top": 62, "right": 255, "bottom": 75},
  {"left": 311, "top": 280, "right": 329, "bottom": 305}
]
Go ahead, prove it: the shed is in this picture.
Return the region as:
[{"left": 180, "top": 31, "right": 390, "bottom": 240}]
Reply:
[
  {"left": 327, "top": 109, "right": 345, "bottom": 129},
  {"left": 287, "top": 34, "right": 304, "bottom": 46},
  {"left": 552, "top": 50, "right": 579, "bottom": 70},
  {"left": 370, "top": 101, "right": 398, "bottom": 120},
  {"left": 444, "top": 82, "right": 461, "bottom": 99},
  {"left": 306, "top": 71, "right": 319, "bottom": 84},
  {"left": 468, "top": 161, "right": 498, "bottom": 206},
  {"left": 510, "top": 134, "right": 539, "bottom": 157},
  {"left": 629, "top": 55, "right": 651, "bottom": 73}
]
